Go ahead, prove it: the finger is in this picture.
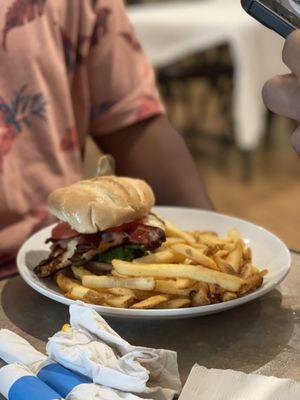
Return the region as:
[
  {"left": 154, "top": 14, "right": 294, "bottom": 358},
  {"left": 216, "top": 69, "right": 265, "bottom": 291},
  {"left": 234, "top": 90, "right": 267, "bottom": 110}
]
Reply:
[
  {"left": 283, "top": 30, "right": 300, "bottom": 79},
  {"left": 262, "top": 74, "right": 300, "bottom": 122},
  {"left": 291, "top": 126, "right": 300, "bottom": 155}
]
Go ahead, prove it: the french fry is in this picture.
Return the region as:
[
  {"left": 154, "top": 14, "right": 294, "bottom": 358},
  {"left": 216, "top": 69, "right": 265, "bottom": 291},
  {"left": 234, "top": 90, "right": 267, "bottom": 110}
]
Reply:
[
  {"left": 155, "top": 279, "right": 195, "bottom": 296},
  {"left": 222, "top": 242, "right": 236, "bottom": 252},
  {"left": 192, "top": 232, "right": 237, "bottom": 252},
  {"left": 239, "top": 274, "right": 263, "bottom": 294},
  {"left": 112, "top": 260, "right": 246, "bottom": 292},
  {"left": 71, "top": 266, "right": 93, "bottom": 281},
  {"left": 65, "top": 285, "right": 107, "bottom": 305},
  {"left": 191, "top": 282, "right": 210, "bottom": 306},
  {"left": 226, "top": 240, "right": 244, "bottom": 272},
  {"left": 106, "top": 288, "right": 136, "bottom": 297},
  {"left": 243, "top": 247, "right": 252, "bottom": 263},
  {"left": 240, "top": 263, "right": 259, "bottom": 279},
  {"left": 208, "top": 283, "right": 220, "bottom": 295},
  {"left": 213, "top": 255, "right": 236, "bottom": 275},
  {"left": 133, "top": 249, "right": 184, "bottom": 264},
  {"left": 161, "top": 237, "right": 186, "bottom": 247},
  {"left": 171, "top": 244, "right": 219, "bottom": 270},
  {"left": 110, "top": 270, "right": 129, "bottom": 278},
  {"left": 158, "top": 298, "right": 191, "bottom": 309},
  {"left": 207, "top": 284, "right": 222, "bottom": 304},
  {"left": 132, "top": 290, "right": 159, "bottom": 300},
  {"left": 221, "top": 292, "right": 238, "bottom": 302},
  {"left": 55, "top": 273, "right": 81, "bottom": 292},
  {"left": 198, "top": 281, "right": 209, "bottom": 292},
  {"left": 214, "top": 250, "right": 230, "bottom": 259},
  {"left": 227, "top": 229, "right": 241, "bottom": 242},
  {"left": 260, "top": 269, "right": 269, "bottom": 277},
  {"left": 189, "top": 243, "right": 208, "bottom": 250},
  {"left": 82, "top": 274, "right": 155, "bottom": 291},
  {"left": 130, "top": 295, "right": 170, "bottom": 309},
  {"left": 241, "top": 264, "right": 267, "bottom": 283},
  {"left": 153, "top": 246, "right": 165, "bottom": 253},
  {"left": 192, "top": 232, "right": 225, "bottom": 246},
  {"left": 191, "top": 292, "right": 211, "bottom": 306},
  {"left": 164, "top": 219, "right": 195, "bottom": 244},
  {"left": 105, "top": 295, "right": 135, "bottom": 308},
  {"left": 190, "top": 230, "right": 218, "bottom": 237},
  {"left": 58, "top": 274, "right": 109, "bottom": 305},
  {"left": 175, "top": 278, "right": 196, "bottom": 289}
]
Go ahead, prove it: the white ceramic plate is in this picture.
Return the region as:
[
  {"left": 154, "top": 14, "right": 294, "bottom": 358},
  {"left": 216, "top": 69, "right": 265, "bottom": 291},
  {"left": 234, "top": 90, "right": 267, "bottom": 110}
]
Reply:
[{"left": 17, "top": 207, "right": 291, "bottom": 319}]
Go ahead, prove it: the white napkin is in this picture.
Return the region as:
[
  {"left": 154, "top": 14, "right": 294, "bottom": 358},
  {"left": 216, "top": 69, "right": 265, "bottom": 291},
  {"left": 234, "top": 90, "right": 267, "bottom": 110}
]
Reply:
[
  {"left": 0, "top": 330, "right": 148, "bottom": 400},
  {"left": 179, "top": 364, "right": 300, "bottom": 400},
  {"left": 0, "top": 329, "right": 49, "bottom": 373},
  {"left": 68, "top": 385, "right": 147, "bottom": 400},
  {"left": 47, "top": 303, "right": 181, "bottom": 399}
]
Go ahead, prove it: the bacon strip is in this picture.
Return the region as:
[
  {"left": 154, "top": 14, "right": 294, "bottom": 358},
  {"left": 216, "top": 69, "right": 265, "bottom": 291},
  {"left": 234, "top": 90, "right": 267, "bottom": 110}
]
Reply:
[{"left": 127, "top": 225, "right": 166, "bottom": 251}]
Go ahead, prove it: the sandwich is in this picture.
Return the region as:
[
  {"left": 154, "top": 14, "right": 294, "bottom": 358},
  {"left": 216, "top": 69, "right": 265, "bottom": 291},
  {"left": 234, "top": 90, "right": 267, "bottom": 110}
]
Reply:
[{"left": 34, "top": 176, "right": 166, "bottom": 278}]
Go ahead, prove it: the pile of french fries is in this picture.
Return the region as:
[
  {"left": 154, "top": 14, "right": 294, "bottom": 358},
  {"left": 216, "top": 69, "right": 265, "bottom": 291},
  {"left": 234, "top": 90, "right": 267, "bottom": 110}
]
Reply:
[{"left": 55, "top": 219, "right": 268, "bottom": 310}]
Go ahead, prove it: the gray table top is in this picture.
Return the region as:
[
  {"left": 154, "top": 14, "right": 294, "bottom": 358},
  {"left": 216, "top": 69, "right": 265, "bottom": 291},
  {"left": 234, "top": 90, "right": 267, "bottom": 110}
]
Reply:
[{"left": 0, "top": 252, "right": 299, "bottom": 398}]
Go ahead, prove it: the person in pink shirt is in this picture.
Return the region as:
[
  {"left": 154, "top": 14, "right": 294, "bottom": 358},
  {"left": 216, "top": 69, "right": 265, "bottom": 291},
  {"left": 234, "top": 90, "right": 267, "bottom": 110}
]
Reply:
[{"left": 0, "top": 0, "right": 212, "bottom": 273}]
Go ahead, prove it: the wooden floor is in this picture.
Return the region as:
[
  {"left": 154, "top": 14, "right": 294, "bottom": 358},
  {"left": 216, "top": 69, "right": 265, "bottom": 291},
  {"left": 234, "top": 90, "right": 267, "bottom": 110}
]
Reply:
[{"left": 189, "top": 117, "right": 300, "bottom": 250}]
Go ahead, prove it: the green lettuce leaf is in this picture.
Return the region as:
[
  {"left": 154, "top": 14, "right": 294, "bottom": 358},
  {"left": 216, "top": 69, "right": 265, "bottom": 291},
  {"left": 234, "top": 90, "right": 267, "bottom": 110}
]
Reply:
[{"left": 93, "top": 244, "right": 148, "bottom": 264}]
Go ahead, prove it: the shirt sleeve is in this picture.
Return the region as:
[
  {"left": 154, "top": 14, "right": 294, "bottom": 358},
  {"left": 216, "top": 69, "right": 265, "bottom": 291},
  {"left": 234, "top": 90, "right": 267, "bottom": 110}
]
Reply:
[{"left": 88, "top": 0, "right": 165, "bottom": 137}]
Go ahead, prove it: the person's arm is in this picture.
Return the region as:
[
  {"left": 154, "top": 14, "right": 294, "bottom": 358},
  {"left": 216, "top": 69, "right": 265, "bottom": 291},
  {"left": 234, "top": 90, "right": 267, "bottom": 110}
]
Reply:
[
  {"left": 262, "top": 30, "right": 300, "bottom": 153},
  {"left": 95, "top": 115, "right": 214, "bottom": 210},
  {"left": 87, "top": 0, "right": 212, "bottom": 209}
]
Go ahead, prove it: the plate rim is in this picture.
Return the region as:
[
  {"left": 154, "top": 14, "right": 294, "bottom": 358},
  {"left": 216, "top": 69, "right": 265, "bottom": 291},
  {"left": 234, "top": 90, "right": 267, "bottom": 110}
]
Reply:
[{"left": 16, "top": 206, "right": 292, "bottom": 319}]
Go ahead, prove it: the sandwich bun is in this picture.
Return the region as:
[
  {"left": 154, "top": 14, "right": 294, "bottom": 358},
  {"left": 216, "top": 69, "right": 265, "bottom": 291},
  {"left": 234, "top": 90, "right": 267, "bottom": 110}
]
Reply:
[{"left": 48, "top": 176, "right": 155, "bottom": 234}]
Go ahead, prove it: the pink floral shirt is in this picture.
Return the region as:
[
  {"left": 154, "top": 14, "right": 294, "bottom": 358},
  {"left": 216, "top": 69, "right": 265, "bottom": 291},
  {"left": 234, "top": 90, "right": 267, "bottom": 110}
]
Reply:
[{"left": 0, "top": 0, "right": 164, "bottom": 257}]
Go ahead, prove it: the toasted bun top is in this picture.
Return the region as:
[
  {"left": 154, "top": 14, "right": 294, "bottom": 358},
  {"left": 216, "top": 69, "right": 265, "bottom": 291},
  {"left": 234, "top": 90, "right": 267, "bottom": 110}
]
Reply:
[{"left": 48, "top": 176, "right": 155, "bottom": 233}]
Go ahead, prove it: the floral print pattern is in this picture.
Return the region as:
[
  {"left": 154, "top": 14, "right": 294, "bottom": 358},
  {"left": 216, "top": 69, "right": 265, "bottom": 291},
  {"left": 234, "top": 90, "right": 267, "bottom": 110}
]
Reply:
[
  {"left": 92, "top": 100, "right": 116, "bottom": 120},
  {"left": 91, "top": 7, "right": 112, "bottom": 46},
  {"left": 60, "top": 126, "right": 78, "bottom": 152},
  {"left": 2, "top": 0, "right": 47, "bottom": 50},
  {"left": 119, "top": 31, "right": 142, "bottom": 52},
  {"left": 0, "top": 85, "right": 47, "bottom": 171}
]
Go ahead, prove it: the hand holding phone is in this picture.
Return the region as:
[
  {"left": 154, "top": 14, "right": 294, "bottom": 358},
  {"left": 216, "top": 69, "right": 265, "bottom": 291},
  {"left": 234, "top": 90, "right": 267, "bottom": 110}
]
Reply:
[
  {"left": 242, "top": 1, "right": 300, "bottom": 153},
  {"left": 262, "top": 29, "right": 300, "bottom": 153},
  {"left": 241, "top": 0, "right": 300, "bottom": 37}
]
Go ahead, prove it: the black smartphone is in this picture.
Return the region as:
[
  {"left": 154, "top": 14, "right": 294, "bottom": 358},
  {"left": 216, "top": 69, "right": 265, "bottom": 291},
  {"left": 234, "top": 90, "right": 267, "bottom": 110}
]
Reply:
[{"left": 241, "top": 0, "right": 300, "bottom": 38}]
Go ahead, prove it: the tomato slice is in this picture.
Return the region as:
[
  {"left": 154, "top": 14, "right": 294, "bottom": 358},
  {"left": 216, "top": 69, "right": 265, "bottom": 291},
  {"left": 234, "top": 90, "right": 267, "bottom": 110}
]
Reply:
[
  {"left": 105, "top": 219, "right": 143, "bottom": 233},
  {"left": 51, "top": 219, "right": 142, "bottom": 240},
  {"left": 51, "top": 222, "right": 79, "bottom": 240}
]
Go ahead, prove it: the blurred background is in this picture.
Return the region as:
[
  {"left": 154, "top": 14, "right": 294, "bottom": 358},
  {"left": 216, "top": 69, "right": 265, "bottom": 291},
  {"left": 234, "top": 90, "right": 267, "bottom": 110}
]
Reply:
[{"left": 85, "top": 0, "right": 300, "bottom": 250}]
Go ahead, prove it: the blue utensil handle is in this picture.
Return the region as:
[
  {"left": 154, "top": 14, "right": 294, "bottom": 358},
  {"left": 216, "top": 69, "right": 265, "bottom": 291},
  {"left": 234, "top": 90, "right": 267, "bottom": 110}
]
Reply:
[
  {"left": 8, "top": 376, "right": 63, "bottom": 400},
  {"left": 38, "top": 363, "right": 91, "bottom": 397}
]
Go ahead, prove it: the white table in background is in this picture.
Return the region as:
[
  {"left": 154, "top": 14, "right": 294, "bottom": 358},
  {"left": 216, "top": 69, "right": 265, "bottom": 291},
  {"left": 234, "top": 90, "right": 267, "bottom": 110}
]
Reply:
[{"left": 128, "top": 0, "right": 288, "bottom": 151}]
